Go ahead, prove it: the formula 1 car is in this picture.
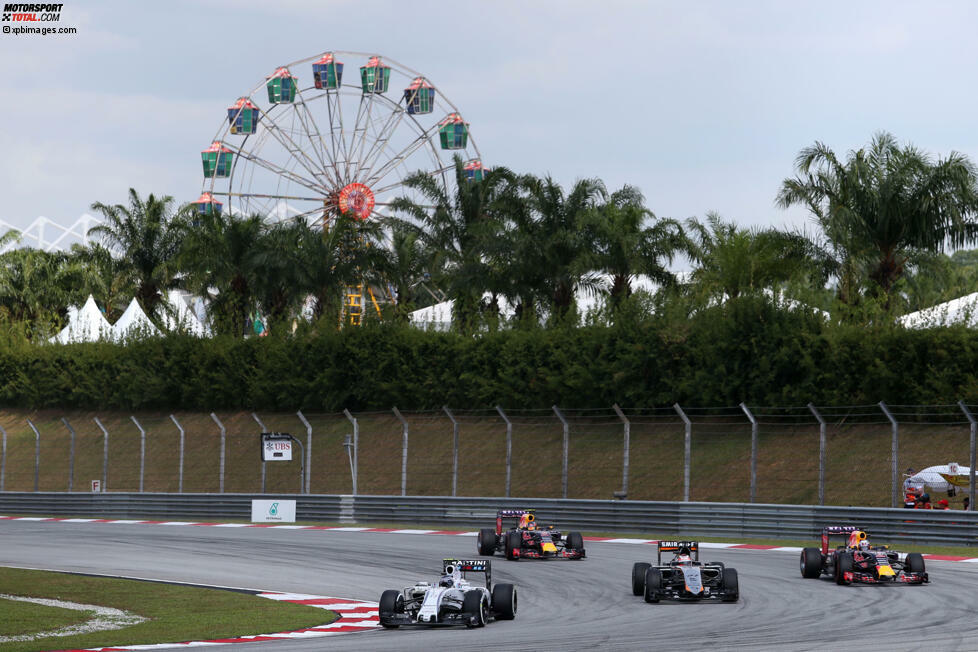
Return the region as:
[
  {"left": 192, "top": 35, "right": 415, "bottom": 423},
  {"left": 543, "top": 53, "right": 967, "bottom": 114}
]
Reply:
[
  {"left": 799, "top": 526, "right": 928, "bottom": 585},
  {"left": 476, "top": 509, "right": 585, "bottom": 560},
  {"left": 378, "top": 559, "right": 517, "bottom": 628},
  {"left": 631, "top": 541, "right": 739, "bottom": 603}
]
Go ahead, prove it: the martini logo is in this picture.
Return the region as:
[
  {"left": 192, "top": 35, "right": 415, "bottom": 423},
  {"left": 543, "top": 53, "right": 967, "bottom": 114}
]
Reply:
[{"left": 3, "top": 3, "right": 63, "bottom": 21}]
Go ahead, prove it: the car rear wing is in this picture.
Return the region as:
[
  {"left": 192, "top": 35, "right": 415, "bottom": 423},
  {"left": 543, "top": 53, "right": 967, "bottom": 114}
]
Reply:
[
  {"left": 657, "top": 540, "right": 699, "bottom": 564},
  {"left": 443, "top": 558, "right": 491, "bottom": 588},
  {"left": 820, "top": 526, "right": 865, "bottom": 555},
  {"left": 496, "top": 508, "right": 534, "bottom": 535}
]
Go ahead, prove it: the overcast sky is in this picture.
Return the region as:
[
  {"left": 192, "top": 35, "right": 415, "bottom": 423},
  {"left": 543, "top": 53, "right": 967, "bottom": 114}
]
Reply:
[{"left": 2, "top": 0, "right": 977, "bottom": 240}]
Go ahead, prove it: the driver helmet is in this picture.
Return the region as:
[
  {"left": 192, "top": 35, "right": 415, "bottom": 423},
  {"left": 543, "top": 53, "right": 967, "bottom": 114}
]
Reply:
[
  {"left": 438, "top": 575, "right": 454, "bottom": 588},
  {"left": 848, "top": 530, "right": 868, "bottom": 549},
  {"left": 676, "top": 553, "right": 692, "bottom": 563},
  {"left": 519, "top": 513, "right": 534, "bottom": 529}
]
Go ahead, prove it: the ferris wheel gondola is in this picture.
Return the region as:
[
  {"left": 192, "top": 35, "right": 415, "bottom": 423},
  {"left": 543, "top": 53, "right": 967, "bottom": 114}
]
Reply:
[{"left": 200, "top": 50, "right": 484, "bottom": 228}]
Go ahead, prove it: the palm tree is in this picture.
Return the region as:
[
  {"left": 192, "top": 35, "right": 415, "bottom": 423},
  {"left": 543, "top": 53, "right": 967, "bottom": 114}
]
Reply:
[
  {"left": 591, "top": 185, "right": 684, "bottom": 309},
  {"left": 684, "top": 212, "right": 819, "bottom": 304},
  {"left": 67, "top": 242, "right": 132, "bottom": 321},
  {"left": 88, "top": 189, "right": 190, "bottom": 318},
  {"left": 294, "top": 212, "right": 390, "bottom": 325},
  {"left": 519, "top": 175, "right": 607, "bottom": 323},
  {"left": 777, "top": 132, "right": 978, "bottom": 306},
  {"left": 0, "top": 247, "right": 81, "bottom": 337},
  {"left": 178, "top": 212, "right": 266, "bottom": 336},
  {"left": 389, "top": 156, "right": 515, "bottom": 333},
  {"left": 382, "top": 221, "right": 431, "bottom": 323}
]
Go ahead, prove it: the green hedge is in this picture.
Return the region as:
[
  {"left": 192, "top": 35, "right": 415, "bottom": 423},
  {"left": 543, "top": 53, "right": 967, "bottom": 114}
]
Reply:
[{"left": 3, "top": 297, "right": 978, "bottom": 410}]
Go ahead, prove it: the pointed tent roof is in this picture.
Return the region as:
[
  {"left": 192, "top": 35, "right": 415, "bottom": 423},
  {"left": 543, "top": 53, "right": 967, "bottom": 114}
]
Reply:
[
  {"left": 51, "top": 295, "right": 112, "bottom": 344},
  {"left": 111, "top": 298, "right": 161, "bottom": 341},
  {"left": 160, "top": 289, "right": 209, "bottom": 337}
]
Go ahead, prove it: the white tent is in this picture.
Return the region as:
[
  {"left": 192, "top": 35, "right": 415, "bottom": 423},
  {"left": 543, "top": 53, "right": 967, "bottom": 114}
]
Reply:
[
  {"left": 160, "top": 290, "right": 209, "bottom": 337},
  {"left": 410, "top": 299, "right": 454, "bottom": 331},
  {"left": 50, "top": 295, "right": 112, "bottom": 344},
  {"left": 904, "top": 463, "right": 973, "bottom": 493},
  {"left": 899, "top": 293, "right": 978, "bottom": 329},
  {"left": 111, "top": 298, "right": 161, "bottom": 341}
]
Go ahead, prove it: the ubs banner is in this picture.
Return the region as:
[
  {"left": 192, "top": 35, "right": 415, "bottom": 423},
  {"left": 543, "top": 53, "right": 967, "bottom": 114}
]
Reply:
[{"left": 251, "top": 499, "right": 297, "bottom": 523}]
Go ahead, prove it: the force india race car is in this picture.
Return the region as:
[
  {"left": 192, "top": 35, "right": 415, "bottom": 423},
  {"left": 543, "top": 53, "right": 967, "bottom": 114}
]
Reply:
[
  {"left": 631, "top": 541, "right": 739, "bottom": 603},
  {"left": 800, "top": 526, "right": 928, "bottom": 585},
  {"left": 477, "top": 509, "right": 585, "bottom": 560},
  {"left": 379, "top": 559, "right": 517, "bottom": 628}
]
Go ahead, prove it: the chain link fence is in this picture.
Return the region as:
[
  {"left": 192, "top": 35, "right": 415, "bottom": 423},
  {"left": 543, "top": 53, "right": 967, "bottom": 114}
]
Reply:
[{"left": 0, "top": 403, "right": 975, "bottom": 509}]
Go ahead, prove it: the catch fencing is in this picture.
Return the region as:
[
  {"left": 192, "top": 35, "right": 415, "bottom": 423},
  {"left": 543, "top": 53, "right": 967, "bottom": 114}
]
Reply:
[
  {"left": 0, "top": 492, "right": 975, "bottom": 547},
  {"left": 0, "top": 403, "right": 976, "bottom": 509}
]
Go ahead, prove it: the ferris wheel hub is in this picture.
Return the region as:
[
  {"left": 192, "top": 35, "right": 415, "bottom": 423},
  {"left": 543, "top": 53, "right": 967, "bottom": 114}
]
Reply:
[{"left": 336, "top": 182, "right": 375, "bottom": 220}]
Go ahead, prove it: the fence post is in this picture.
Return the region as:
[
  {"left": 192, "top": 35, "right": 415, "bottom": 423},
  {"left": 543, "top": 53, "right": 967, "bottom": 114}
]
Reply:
[
  {"left": 443, "top": 406, "right": 459, "bottom": 497},
  {"left": 740, "top": 403, "right": 758, "bottom": 503},
  {"left": 61, "top": 418, "right": 76, "bottom": 493},
  {"left": 808, "top": 403, "right": 827, "bottom": 506},
  {"left": 296, "top": 410, "right": 312, "bottom": 494},
  {"left": 343, "top": 409, "right": 358, "bottom": 495},
  {"left": 170, "top": 415, "right": 185, "bottom": 493},
  {"left": 674, "top": 404, "right": 691, "bottom": 502},
  {"left": 879, "top": 402, "right": 899, "bottom": 509},
  {"left": 210, "top": 413, "right": 226, "bottom": 494},
  {"left": 93, "top": 417, "right": 109, "bottom": 492},
  {"left": 612, "top": 404, "right": 630, "bottom": 498},
  {"left": 495, "top": 406, "right": 512, "bottom": 498},
  {"left": 553, "top": 405, "right": 569, "bottom": 499},
  {"left": 959, "top": 401, "right": 976, "bottom": 512},
  {"left": 392, "top": 407, "right": 409, "bottom": 497},
  {"left": 252, "top": 412, "right": 267, "bottom": 493},
  {"left": 0, "top": 424, "right": 6, "bottom": 492},
  {"left": 27, "top": 419, "right": 40, "bottom": 492},
  {"left": 130, "top": 416, "right": 146, "bottom": 493}
]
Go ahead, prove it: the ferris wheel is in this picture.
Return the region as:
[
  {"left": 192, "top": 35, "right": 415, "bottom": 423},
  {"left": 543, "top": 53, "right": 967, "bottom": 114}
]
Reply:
[{"left": 193, "top": 50, "right": 484, "bottom": 225}]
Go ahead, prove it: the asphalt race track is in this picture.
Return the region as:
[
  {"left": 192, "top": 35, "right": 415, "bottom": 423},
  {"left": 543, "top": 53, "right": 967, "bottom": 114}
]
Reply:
[{"left": 2, "top": 520, "right": 977, "bottom": 651}]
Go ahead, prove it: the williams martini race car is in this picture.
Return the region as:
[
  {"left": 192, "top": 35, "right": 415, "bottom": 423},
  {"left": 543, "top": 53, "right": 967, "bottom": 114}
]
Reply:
[
  {"left": 800, "top": 526, "right": 928, "bottom": 585},
  {"left": 477, "top": 509, "right": 585, "bottom": 560},
  {"left": 378, "top": 558, "right": 517, "bottom": 628},
  {"left": 631, "top": 541, "right": 739, "bottom": 603}
]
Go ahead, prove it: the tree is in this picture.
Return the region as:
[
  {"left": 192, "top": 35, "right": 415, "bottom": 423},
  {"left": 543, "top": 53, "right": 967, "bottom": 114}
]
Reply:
[
  {"left": 390, "top": 156, "right": 515, "bottom": 333},
  {"left": 683, "top": 212, "right": 818, "bottom": 304},
  {"left": 88, "top": 189, "right": 190, "bottom": 318},
  {"left": 591, "top": 185, "right": 684, "bottom": 309},
  {"left": 295, "top": 212, "right": 390, "bottom": 326},
  {"left": 518, "top": 175, "right": 607, "bottom": 323},
  {"left": 178, "top": 212, "right": 266, "bottom": 336},
  {"left": 777, "top": 132, "right": 978, "bottom": 307}
]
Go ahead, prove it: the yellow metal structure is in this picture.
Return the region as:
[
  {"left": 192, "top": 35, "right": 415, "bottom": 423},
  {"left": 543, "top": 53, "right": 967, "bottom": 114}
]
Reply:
[{"left": 342, "top": 284, "right": 383, "bottom": 326}]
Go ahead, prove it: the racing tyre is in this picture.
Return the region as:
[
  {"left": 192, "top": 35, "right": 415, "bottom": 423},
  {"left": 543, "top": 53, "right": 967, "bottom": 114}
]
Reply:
[
  {"left": 721, "top": 568, "right": 739, "bottom": 602},
  {"left": 379, "top": 589, "right": 403, "bottom": 629},
  {"left": 835, "top": 552, "right": 853, "bottom": 585},
  {"left": 478, "top": 528, "right": 498, "bottom": 556},
  {"left": 906, "top": 552, "right": 926, "bottom": 574},
  {"left": 492, "top": 583, "right": 517, "bottom": 620},
  {"left": 566, "top": 531, "right": 585, "bottom": 557},
  {"left": 800, "top": 547, "right": 823, "bottom": 579},
  {"left": 463, "top": 590, "right": 487, "bottom": 628},
  {"left": 505, "top": 530, "right": 521, "bottom": 561},
  {"left": 632, "top": 562, "right": 651, "bottom": 596},
  {"left": 644, "top": 567, "right": 662, "bottom": 603}
]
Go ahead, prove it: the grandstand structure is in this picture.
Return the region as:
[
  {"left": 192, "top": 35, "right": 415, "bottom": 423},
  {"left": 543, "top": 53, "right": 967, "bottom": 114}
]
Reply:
[{"left": 0, "top": 214, "right": 103, "bottom": 254}]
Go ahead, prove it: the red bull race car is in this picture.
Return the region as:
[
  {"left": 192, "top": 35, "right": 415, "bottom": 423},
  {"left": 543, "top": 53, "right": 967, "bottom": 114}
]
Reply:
[
  {"left": 800, "top": 526, "right": 929, "bottom": 585},
  {"left": 631, "top": 541, "right": 739, "bottom": 603},
  {"left": 476, "top": 509, "right": 585, "bottom": 560}
]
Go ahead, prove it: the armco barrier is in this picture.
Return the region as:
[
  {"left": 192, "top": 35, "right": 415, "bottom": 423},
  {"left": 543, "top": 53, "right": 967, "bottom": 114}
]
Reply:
[{"left": 0, "top": 493, "right": 975, "bottom": 547}]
